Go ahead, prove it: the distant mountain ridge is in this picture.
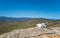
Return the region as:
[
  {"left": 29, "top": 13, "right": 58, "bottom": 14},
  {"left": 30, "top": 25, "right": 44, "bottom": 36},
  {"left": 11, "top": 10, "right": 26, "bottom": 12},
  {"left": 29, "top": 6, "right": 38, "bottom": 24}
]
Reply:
[
  {"left": 0, "top": 16, "right": 33, "bottom": 22},
  {"left": 0, "top": 16, "right": 57, "bottom": 22}
]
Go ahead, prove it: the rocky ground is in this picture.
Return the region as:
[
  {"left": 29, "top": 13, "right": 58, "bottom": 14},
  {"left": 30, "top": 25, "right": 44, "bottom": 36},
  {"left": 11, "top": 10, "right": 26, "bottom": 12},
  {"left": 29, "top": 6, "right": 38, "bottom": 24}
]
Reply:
[{"left": 0, "top": 27, "right": 60, "bottom": 38}]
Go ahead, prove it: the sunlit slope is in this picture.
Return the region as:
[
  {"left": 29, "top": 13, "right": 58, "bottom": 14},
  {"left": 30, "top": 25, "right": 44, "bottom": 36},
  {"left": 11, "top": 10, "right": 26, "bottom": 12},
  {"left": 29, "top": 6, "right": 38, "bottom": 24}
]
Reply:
[{"left": 0, "top": 17, "right": 60, "bottom": 35}]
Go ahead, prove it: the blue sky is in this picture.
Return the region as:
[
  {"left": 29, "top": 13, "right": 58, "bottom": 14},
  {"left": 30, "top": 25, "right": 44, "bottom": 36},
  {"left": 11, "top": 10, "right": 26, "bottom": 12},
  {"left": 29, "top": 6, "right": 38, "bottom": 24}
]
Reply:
[{"left": 0, "top": 0, "right": 60, "bottom": 19}]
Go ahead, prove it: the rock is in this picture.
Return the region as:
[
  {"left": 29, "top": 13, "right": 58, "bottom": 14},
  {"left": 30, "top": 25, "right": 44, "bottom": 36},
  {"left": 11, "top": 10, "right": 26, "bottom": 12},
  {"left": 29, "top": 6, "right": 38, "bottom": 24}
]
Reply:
[{"left": 0, "top": 27, "right": 60, "bottom": 38}]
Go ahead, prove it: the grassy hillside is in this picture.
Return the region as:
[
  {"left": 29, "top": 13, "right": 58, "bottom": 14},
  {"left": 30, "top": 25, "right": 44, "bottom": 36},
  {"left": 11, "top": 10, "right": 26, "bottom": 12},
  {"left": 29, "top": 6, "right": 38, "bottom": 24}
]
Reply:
[
  {"left": 0, "top": 25, "right": 35, "bottom": 35},
  {"left": 49, "top": 20, "right": 60, "bottom": 27},
  {"left": 0, "top": 18, "right": 60, "bottom": 35}
]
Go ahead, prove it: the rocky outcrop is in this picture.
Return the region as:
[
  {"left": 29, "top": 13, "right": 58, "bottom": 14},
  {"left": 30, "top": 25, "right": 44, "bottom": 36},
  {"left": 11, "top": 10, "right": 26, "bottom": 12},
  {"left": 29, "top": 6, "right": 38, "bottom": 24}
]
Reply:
[{"left": 0, "top": 27, "right": 60, "bottom": 38}]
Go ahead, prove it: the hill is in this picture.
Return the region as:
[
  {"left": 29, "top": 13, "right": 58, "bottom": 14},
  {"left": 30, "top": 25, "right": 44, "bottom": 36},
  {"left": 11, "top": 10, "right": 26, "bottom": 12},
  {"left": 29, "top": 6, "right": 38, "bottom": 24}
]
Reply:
[{"left": 0, "top": 16, "right": 60, "bottom": 34}]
